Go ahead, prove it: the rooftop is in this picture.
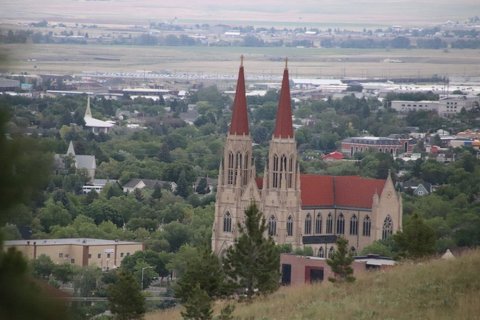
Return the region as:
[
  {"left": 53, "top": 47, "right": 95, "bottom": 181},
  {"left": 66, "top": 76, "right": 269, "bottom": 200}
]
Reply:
[{"left": 5, "top": 238, "right": 141, "bottom": 246}]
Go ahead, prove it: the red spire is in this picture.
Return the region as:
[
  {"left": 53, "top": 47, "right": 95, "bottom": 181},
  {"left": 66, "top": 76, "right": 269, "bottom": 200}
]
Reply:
[
  {"left": 273, "top": 58, "right": 294, "bottom": 139},
  {"left": 229, "top": 56, "right": 249, "bottom": 135}
]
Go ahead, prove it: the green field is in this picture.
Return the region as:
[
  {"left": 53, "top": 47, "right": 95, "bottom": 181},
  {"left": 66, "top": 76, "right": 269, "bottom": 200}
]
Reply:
[{"left": 2, "top": 43, "right": 480, "bottom": 78}]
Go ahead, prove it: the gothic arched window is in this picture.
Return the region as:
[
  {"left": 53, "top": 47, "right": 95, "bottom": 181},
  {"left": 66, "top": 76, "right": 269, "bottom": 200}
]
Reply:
[
  {"left": 286, "top": 216, "right": 293, "bottom": 236},
  {"left": 326, "top": 213, "right": 333, "bottom": 234},
  {"left": 268, "top": 215, "right": 277, "bottom": 236},
  {"left": 363, "top": 216, "right": 371, "bottom": 236},
  {"left": 318, "top": 247, "right": 325, "bottom": 258},
  {"left": 382, "top": 215, "right": 393, "bottom": 240},
  {"left": 328, "top": 246, "right": 335, "bottom": 258},
  {"left": 223, "top": 212, "right": 232, "bottom": 233},
  {"left": 304, "top": 213, "right": 312, "bottom": 235},
  {"left": 350, "top": 215, "right": 358, "bottom": 235},
  {"left": 315, "top": 213, "right": 322, "bottom": 234},
  {"left": 336, "top": 213, "right": 345, "bottom": 234},
  {"left": 350, "top": 246, "right": 357, "bottom": 256},
  {"left": 273, "top": 154, "right": 279, "bottom": 188},
  {"left": 227, "top": 152, "right": 234, "bottom": 184}
]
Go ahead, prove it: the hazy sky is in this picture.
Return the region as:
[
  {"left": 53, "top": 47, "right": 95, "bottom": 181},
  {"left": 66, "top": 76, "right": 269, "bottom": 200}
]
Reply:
[{"left": 1, "top": 0, "right": 479, "bottom": 26}]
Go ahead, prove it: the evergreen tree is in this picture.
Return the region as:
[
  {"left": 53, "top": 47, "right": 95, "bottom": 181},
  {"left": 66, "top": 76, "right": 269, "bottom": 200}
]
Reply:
[
  {"left": 175, "top": 248, "right": 228, "bottom": 304},
  {"left": 133, "top": 188, "right": 144, "bottom": 202},
  {"left": 394, "top": 213, "right": 436, "bottom": 259},
  {"left": 107, "top": 271, "right": 145, "bottom": 320},
  {"left": 327, "top": 237, "right": 355, "bottom": 283},
  {"left": 180, "top": 284, "right": 213, "bottom": 320},
  {"left": 151, "top": 183, "right": 162, "bottom": 199},
  {"left": 176, "top": 170, "right": 191, "bottom": 198},
  {"left": 223, "top": 203, "right": 280, "bottom": 299},
  {"left": 195, "top": 177, "right": 209, "bottom": 195}
]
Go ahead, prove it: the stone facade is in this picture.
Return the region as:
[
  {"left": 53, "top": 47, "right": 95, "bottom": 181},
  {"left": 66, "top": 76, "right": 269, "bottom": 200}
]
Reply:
[{"left": 212, "top": 61, "right": 402, "bottom": 255}]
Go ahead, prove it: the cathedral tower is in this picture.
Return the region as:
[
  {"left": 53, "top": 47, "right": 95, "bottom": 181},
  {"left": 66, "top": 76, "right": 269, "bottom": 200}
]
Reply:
[
  {"left": 261, "top": 59, "right": 302, "bottom": 246},
  {"left": 212, "top": 57, "right": 257, "bottom": 254}
]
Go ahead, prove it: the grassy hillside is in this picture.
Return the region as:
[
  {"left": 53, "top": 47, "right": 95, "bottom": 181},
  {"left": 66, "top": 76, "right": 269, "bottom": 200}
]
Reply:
[{"left": 147, "top": 250, "right": 480, "bottom": 320}]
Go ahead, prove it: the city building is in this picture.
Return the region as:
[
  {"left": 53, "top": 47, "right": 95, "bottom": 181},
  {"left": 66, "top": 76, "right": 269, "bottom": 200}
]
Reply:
[
  {"left": 211, "top": 59, "right": 402, "bottom": 256},
  {"left": 341, "top": 136, "right": 413, "bottom": 157},
  {"left": 54, "top": 141, "right": 96, "bottom": 181},
  {"left": 84, "top": 96, "right": 115, "bottom": 134},
  {"left": 4, "top": 238, "right": 143, "bottom": 270},
  {"left": 391, "top": 96, "right": 479, "bottom": 117},
  {"left": 280, "top": 253, "right": 395, "bottom": 285}
]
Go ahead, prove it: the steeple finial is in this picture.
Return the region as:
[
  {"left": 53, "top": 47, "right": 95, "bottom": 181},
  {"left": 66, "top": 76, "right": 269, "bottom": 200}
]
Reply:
[
  {"left": 285, "top": 57, "right": 288, "bottom": 69},
  {"left": 240, "top": 55, "right": 244, "bottom": 67}
]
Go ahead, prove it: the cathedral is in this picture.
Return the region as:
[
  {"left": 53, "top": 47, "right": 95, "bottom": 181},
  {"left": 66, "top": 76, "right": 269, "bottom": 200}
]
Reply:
[{"left": 211, "top": 58, "right": 402, "bottom": 257}]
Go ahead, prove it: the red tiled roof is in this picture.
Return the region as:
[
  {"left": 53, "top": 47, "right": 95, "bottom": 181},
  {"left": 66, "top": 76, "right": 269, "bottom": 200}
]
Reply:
[
  {"left": 300, "top": 175, "right": 385, "bottom": 209},
  {"left": 273, "top": 67, "right": 294, "bottom": 139},
  {"left": 229, "top": 64, "right": 249, "bottom": 135},
  {"left": 322, "top": 151, "right": 344, "bottom": 160}
]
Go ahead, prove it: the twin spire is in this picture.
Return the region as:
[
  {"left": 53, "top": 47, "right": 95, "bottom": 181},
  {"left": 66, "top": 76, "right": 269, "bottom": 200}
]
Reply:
[{"left": 229, "top": 56, "right": 293, "bottom": 139}]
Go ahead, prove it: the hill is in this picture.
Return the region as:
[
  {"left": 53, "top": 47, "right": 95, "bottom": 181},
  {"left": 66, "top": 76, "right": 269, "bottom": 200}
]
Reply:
[{"left": 147, "top": 250, "right": 480, "bottom": 319}]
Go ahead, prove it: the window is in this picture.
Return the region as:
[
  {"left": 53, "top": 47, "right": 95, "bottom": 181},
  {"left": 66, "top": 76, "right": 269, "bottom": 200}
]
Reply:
[
  {"left": 328, "top": 247, "right": 335, "bottom": 258},
  {"left": 336, "top": 214, "right": 345, "bottom": 234},
  {"left": 227, "top": 152, "right": 234, "bottom": 184},
  {"left": 315, "top": 213, "right": 322, "bottom": 234},
  {"left": 273, "top": 154, "right": 279, "bottom": 188},
  {"left": 350, "top": 215, "right": 358, "bottom": 235},
  {"left": 120, "top": 252, "right": 124, "bottom": 257},
  {"left": 107, "top": 253, "right": 111, "bottom": 258},
  {"left": 326, "top": 213, "right": 333, "bottom": 233},
  {"left": 70, "top": 258, "right": 75, "bottom": 264},
  {"left": 242, "top": 152, "right": 249, "bottom": 185},
  {"left": 59, "top": 253, "right": 63, "bottom": 258},
  {"left": 382, "top": 215, "right": 393, "bottom": 240},
  {"left": 97, "top": 253, "right": 101, "bottom": 259},
  {"left": 88, "top": 254, "right": 92, "bottom": 259},
  {"left": 304, "top": 213, "right": 312, "bottom": 235},
  {"left": 318, "top": 247, "right": 325, "bottom": 258},
  {"left": 286, "top": 216, "right": 293, "bottom": 237},
  {"left": 126, "top": 252, "right": 130, "bottom": 256},
  {"left": 223, "top": 212, "right": 232, "bottom": 233},
  {"left": 363, "top": 216, "right": 371, "bottom": 236},
  {"left": 268, "top": 215, "right": 277, "bottom": 236}
]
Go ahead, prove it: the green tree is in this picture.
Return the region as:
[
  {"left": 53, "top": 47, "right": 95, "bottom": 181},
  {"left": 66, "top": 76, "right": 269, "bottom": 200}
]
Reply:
[
  {"left": 107, "top": 271, "right": 145, "bottom": 320},
  {"left": 32, "top": 254, "right": 55, "bottom": 279},
  {"left": 327, "top": 237, "right": 355, "bottom": 283},
  {"left": 394, "top": 213, "right": 436, "bottom": 259},
  {"left": 223, "top": 203, "right": 280, "bottom": 299},
  {"left": 176, "top": 170, "right": 191, "bottom": 198},
  {"left": 180, "top": 284, "right": 213, "bottom": 320},
  {"left": 175, "top": 248, "right": 229, "bottom": 320}
]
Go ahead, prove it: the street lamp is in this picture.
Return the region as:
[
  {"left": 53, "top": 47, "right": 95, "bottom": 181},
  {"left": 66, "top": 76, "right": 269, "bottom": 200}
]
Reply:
[{"left": 141, "top": 266, "right": 153, "bottom": 290}]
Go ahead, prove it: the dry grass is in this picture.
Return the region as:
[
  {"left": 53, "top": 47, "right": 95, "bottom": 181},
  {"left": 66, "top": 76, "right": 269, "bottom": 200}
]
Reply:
[
  {"left": 1, "top": 43, "right": 480, "bottom": 78},
  {"left": 147, "top": 250, "right": 480, "bottom": 320}
]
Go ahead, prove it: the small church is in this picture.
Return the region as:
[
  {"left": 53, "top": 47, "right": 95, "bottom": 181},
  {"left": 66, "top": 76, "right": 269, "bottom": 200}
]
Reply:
[{"left": 211, "top": 58, "right": 402, "bottom": 257}]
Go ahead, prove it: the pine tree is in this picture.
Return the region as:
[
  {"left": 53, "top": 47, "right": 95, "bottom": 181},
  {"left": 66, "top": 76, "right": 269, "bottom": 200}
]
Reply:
[
  {"left": 180, "top": 284, "right": 213, "bottom": 320},
  {"left": 394, "top": 213, "right": 435, "bottom": 259},
  {"left": 327, "top": 237, "right": 355, "bottom": 283},
  {"left": 223, "top": 203, "right": 280, "bottom": 299},
  {"left": 151, "top": 183, "right": 162, "bottom": 199},
  {"left": 107, "top": 271, "right": 145, "bottom": 320},
  {"left": 176, "top": 170, "right": 191, "bottom": 198},
  {"left": 175, "top": 248, "right": 228, "bottom": 320}
]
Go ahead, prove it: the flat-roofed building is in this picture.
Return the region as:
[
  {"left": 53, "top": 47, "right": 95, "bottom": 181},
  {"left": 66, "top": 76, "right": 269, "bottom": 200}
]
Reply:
[
  {"left": 341, "top": 136, "right": 413, "bottom": 157},
  {"left": 4, "top": 238, "right": 143, "bottom": 270}
]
